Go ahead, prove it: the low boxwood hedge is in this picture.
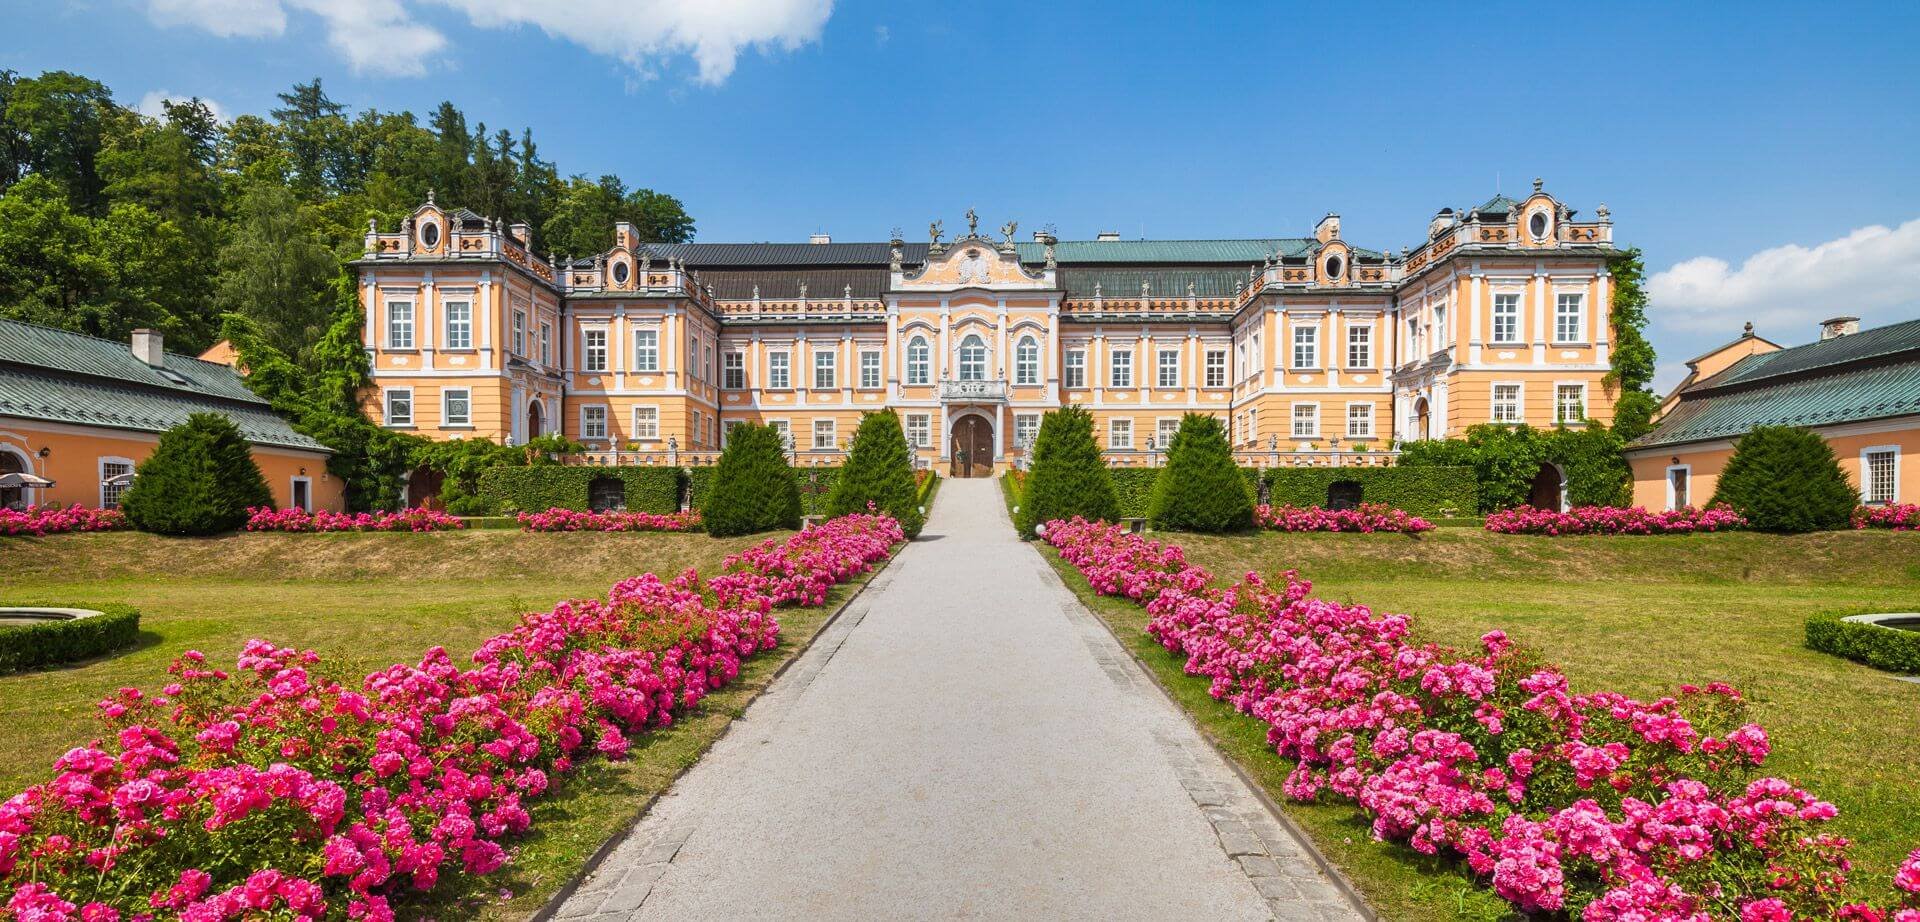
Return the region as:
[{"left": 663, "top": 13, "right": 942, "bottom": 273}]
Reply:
[
  {"left": 0, "top": 604, "right": 142, "bottom": 675},
  {"left": 1805, "top": 610, "right": 1920, "bottom": 674},
  {"left": 476, "top": 467, "right": 683, "bottom": 514},
  {"left": 1262, "top": 466, "right": 1477, "bottom": 518}
]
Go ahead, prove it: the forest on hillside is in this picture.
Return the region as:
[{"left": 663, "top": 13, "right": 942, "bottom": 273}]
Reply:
[{"left": 0, "top": 70, "right": 696, "bottom": 360}]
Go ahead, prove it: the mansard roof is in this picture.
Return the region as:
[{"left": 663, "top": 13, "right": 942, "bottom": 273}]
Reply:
[
  {"left": 634, "top": 237, "right": 1379, "bottom": 273},
  {"left": 1057, "top": 267, "right": 1250, "bottom": 299},
  {"left": 696, "top": 268, "right": 891, "bottom": 300}
]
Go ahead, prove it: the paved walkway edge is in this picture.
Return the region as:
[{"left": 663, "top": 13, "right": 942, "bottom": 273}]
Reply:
[
  {"left": 1029, "top": 543, "right": 1379, "bottom": 922},
  {"left": 528, "top": 552, "right": 899, "bottom": 922}
]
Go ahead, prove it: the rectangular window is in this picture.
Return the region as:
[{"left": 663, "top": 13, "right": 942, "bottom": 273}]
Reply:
[
  {"left": 442, "top": 387, "right": 470, "bottom": 426},
  {"left": 583, "top": 328, "right": 607, "bottom": 372},
  {"left": 443, "top": 300, "right": 471, "bottom": 349},
  {"left": 581, "top": 405, "right": 607, "bottom": 440},
  {"left": 386, "top": 301, "right": 414, "bottom": 349},
  {"left": 813, "top": 418, "right": 836, "bottom": 451},
  {"left": 1064, "top": 349, "right": 1087, "bottom": 388},
  {"left": 1204, "top": 349, "right": 1227, "bottom": 388},
  {"left": 704, "top": 342, "right": 713, "bottom": 381},
  {"left": 1014, "top": 413, "right": 1039, "bottom": 449},
  {"left": 633, "top": 329, "right": 659, "bottom": 371},
  {"left": 1492, "top": 294, "right": 1520, "bottom": 344},
  {"left": 814, "top": 350, "right": 836, "bottom": 389},
  {"left": 1157, "top": 417, "right": 1181, "bottom": 448},
  {"left": 383, "top": 388, "right": 412, "bottom": 427},
  {"left": 1555, "top": 384, "right": 1586, "bottom": 424},
  {"left": 1347, "top": 403, "right": 1374, "bottom": 438},
  {"left": 1668, "top": 466, "right": 1691, "bottom": 510},
  {"left": 1157, "top": 349, "right": 1180, "bottom": 388},
  {"left": 1110, "top": 349, "right": 1133, "bottom": 388},
  {"left": 512, "top": 310, "right": 527, "bottom": 356},
  {"left": 905, "top": 413, "right": 931, "bottom": 449},
  {"left": 631, "top": 406, "right": 659, "bottom": 440},
  {"left": 1347, "top": 325, "right": 1372, "bottom": 369},
  {"left": 1291, "top": 404, "right": 1318, "bottom": 439},
  {"left": 1292, "top": 326, "right": 1318, "bottom": 369},
  {"left": 691, "top": 409, "right": 704, "bottom": 445},
  {"left": 539, "top": 322, "right": 552, "bottom": 366},
  {"left": 1555, "top": 293, "right": 1584, "bottom": 343},
  {"left": 1864, "top": 448, "right": 1899, "bottom": 504},
  {"left": 723, "top": 351, "right": 745, "bottom": 389},
  {"left": 1493, "top": 383, "right": 1522, "bottom": 423},
  {"left": 100, "top": 459, "right": 132, "bottom": 508},
  {"left": 768, "top": 351, "right": 791, "bottom": 389},
  {"left": 1434, "top": 305, "right": 1449, "bottom": 348},
  {"left": 1108, "top": 417, "right": 1133, "bottom": 450},
  {"left": 860, "top": 350, "right": 882, "bottom": 389},
  {"left": 769, "top": 419, "right": 791, "bottom": 450},
  {"left": 1405, "top": 317, "right": 1420, "bottom": 361}
]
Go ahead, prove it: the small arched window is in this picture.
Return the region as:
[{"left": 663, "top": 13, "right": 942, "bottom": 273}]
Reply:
[
  {"left": 1324, "top": 254, "right": 1344, "bottom": 281},
  {"left": 1014, "top": 336, "right": 1039, "bottom": 385},
  {"left": 419, "top": 221, "right": 441, "bottom": 249},
  {"left": 611, "top": 261, "right": 630, "bottom": 285},
  {"left": 1529, "top": 210, "right": 1551, "bottom": 241},
  {"left": 907, "top": 336, "right": 930, "bottom": 385},
  {"left": 959, "top": 334, "right": 988, "bottom": 381}
]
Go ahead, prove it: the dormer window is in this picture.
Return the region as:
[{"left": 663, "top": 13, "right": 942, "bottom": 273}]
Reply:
[
  {"left": 611, "top": 261, "right": 630, "bottom": 286},
  {"left": 1528, "top": 210, "right": 1550, "bottom": 241},
  {"left": 1324, "top": 254, "right": 1344, "bottom": 281},
  {"left": 419, "top": 221, "right": 440, "bottom": 249}
]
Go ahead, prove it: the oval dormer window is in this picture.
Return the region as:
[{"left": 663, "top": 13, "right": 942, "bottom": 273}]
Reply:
[
  {"left": 612, "top": 261, "right": 630, "bottom": 285},
  {"left": 1324, "top": 254, "right": 1344, "bottom": 281},
  {"left": 419, "top": 221, "right": 440, "bottom": 249},
  {"left": 1528, "top": 210, "right": 1550, "bottom": 241}
]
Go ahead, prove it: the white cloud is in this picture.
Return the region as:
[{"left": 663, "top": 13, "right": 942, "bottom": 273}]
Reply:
[
  {"left": 285, "top": 0, "right": 445, "bottom": 77},
  {"left": 136, "top": 90, "right": 229, "bottom": 123},
  {"left": 146, "top": 0, "right": 285, "bottom": 38},
  {"left": 432, "top": 0, "right": 834, "bottom": 85},
  {"left": 1648, "top": 218, "right": 1920, "bottom": 336}
]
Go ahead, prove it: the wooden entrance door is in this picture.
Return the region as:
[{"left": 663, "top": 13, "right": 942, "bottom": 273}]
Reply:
[{"left": 949, "top": 416, "right": 994, "bottom": 478}]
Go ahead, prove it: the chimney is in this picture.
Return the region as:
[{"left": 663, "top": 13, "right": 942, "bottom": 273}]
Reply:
[
  {"left": 1096, "top": 231, "right": 1122, "bottom": 242},
  {"left": 809, "top": 233, "right": 832, "bottom": 245},
  {"left": 1314, "top": 213, "right": 1341, "bottom": 243},
  {"left": 508, "top": 222, "right": 531, "bottom": 246},
  {"left": 131, "top": 329, "right": 165, "bottom": 366},
  {"left": 1820, "top": 316, "right": 1860, "bottom": 341}
]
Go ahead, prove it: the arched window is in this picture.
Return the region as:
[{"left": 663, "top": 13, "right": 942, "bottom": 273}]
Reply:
[
  {"left": 959, "top": 334, "right": 988, "bottom": 381},
  {"left": 1014, "top": 336, "right": 1039, "bottom": 385},
  {"left": 907, "top": 336, "right": 930, "bottom": 385}
]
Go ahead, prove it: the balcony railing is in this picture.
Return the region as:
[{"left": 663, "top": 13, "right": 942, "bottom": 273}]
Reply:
[{"left": 938, "top": 379, "right": 1009, "bottom": 401}]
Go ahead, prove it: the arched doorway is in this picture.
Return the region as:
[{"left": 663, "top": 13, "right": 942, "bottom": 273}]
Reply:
[
  {"left": 949, "top": 415, "right": 993, "bottom": 478},
  {"left": 588, "top": 475, "right": 626, "bottom": 512},
  {"left": 1412, "top": 397, "right": 1430, "bottom": 440},
  {"left": 1528, "top": 463, "right": 1566, "bottom": 510},
  {"left": 1327, "top": 480, "right": 1364, "bottom": 511},
  {"left": 0, "top": 448, "right": 26, "bottom": 509},
  {"left": 405, "top": 464, "right": 445, "bottom": 509},
  {"left": 526, "top": 400, "right": 545, "bottom": 439}
]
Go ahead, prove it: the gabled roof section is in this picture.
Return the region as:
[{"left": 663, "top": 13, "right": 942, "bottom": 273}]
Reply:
[
  {"left": 0, "top": 319, "right": 261, "bottom": 404},
  {"left": 1472, "top": 194, "right": 1520, "bottom": 217},
  {"left": 1703, "top": 317, "right": 1920, "bottom": 390},
  {"left": 1631, "top": 360, "right": 1920, "bottom": 449}
]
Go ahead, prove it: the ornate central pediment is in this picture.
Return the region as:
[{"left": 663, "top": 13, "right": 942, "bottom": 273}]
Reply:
[{"left": 893, "top": 210, "right": 1056, "bottom": 292}]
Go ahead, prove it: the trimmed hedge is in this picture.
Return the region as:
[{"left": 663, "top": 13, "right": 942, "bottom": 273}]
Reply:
[
  {"left": 476, "top": 467, "right": 682, "bottom": 515},
  {"left": 1109, "top": 469, "right": 1159, "bottom": 518},
  {"left": 687, "top": 466, "right": 841, "bottom": 517},
  {"left": 1711, "top": 425, "right": 1858, "bottom": 533},
  {"left": 1262, "top": 466, "right": 1477, "bottom": 518},
  {"left": 1805, "top": 611, "right": 1920, "bottom": 675},
  {"left": 827, "top": 411, "right": 924, "bottom": 538},
  {"left": 1147, "top": 414, "right": 1255, "bottom": 533},
  {"left": 0, "top": 604, "right": 142, "bottom": 675}
]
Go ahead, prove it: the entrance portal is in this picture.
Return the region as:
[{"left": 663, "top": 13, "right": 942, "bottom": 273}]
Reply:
[
  {"left": 949, "top": 416, "right": 994, "bottom": 478},
  {"left": 1528, "top": 463, "right": 1565, "bottom": 510},
  {"left": 0, "top": 450, "right": 24, "bottom": 509}
]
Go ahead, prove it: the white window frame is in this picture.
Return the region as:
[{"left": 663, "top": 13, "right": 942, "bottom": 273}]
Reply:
[
  {"left": 1109, "top": 348, "right": 1133, "bottom": 388},
  {"left": 812, "top": 418, "right": 837, "bottom": 451},
  {"left": 98, "top": 456, "right": 135, "bottom": 508},
  {"left": 289, "top": 476, "right": 313, "bottom": 513},
  {"left": 1157, "top": 348, "right": 1180, "bottom": 388},
  {"left": 1064, "top": 349, "right": 1087, "bottom": 389},
  {"left": 769, "top": 419, "right": 792, "bottom": 451},
  {"left": 580, "top": 404, "right": 608, "bottom": 441},
  {"left": 1554, "top": 293, "right": 1585, "bottom": 344},
  {"left": 633, "top": 328, "right": 659, "bottom": 372},
  {"left": 958, "top": 334, "right": 988, "bottom": 382},
  {"left": 631, "top": 405, "right": 660, "bottom": 440},
  {"left": 907, "top": 336, "right": 931, "bottom": 385},
  {"left": 768, "top": 350, "right": 792, "bottom": 389},
  {"left": 1015, "top": 336, "right": 1040, "bottom": 386},
  {"left": 1346, "top": 324, "right": 1372, "bottom": 369},
  {"left": 814, "top": 350, "right": 837, "bottom": 389},
  {"left": 539, "top": 322, "right": 552, "bottom": 366},
  {"left": 1014, "top": 413, "right": 1040, "bottom": 449},
  {"left": 905, "top": 413, "right": 931, "bottom": 449},
  {"left": 383, "top": 387, "right": 413, "bottom": 427},
  {"left": 1346, "top": 402, "right": 1374, "bottom": 439},
  {"left": 1491, "top": 382, "right": 1524, "bottom": 424},
  {"left": 1204, "top": 349, "right": 1227, "bottom": 388},
  {"left": 443, "top": 300, "right": 472, "bottom": 350},
  {"left": 1665, "top": 464, "right": 1692, "bottom": 511},
  {"left": 860, "top": 349, "right": 882, "bottom": 389},
  {"left": 386, "top": 301, "right": 414, "bottom": 350},
  {"left": 1554, "top": 382, "right": 1588, "bottom": 425},
  {"left": 1292, "top": 325, "right": 1318, "bottom": 370},
  {"left": 441, "top": 387, "right": 471, "bottom": 427},
  {"left": 1491, "top": 293, "right": 1521, "bottom": 344},
  {"left": 1861, "top": 445, "right": 1901, "bottom": 505},
  {"left": 1108, "top": 417, "right": 1134, "bottom": 450},
  {"left": 722, "top": 351, "right": 745, "bottom": 389},
  {"left": 1156, "top": 417, "right": 1181, "bottom": 449},
  {"left": 1291, "top": 403, "right": 1319, "bottom": 439},
  {"left": 582, "top": 328, "right": 608, "bottom": 372},
  {"left": 512, "top": 310, "right": 528, "bottom": 356}
]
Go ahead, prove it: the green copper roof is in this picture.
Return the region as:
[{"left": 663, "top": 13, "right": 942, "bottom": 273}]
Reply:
[
  {"left": 0, "top": 318, "right": 261, "bottom": 403},
  {"left": 1632, "top": 346, "right": 1920, "bottom": 450},
  {"left": 1708, "top": 317, "right": 1920, "bottom": 388},
  {"left": 1473, "top": 194, "right": 1520, "bottom": 216},
  {"left": 1057, "top": 267, "right": 1250, "bottom": 299}
]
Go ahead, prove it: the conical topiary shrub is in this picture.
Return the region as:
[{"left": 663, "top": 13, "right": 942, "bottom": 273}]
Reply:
[
  {"left": 702, "top": 422, "right": 803, "bottom": 537},
  {"left": 1147, "top": 413, "right": 1253, "bottom": 533},
  {"left": 827, "top": 409, "right": 925, "bottom": 537},
  {"left": 120, "top": 412, "right": 274, "bottom": 536},
  {"left": 1709, "top": 425, "right": 1858, "bottom": 533},
  {"left": 1016, "top": 404, "right": 1118, "bottom": 538}
]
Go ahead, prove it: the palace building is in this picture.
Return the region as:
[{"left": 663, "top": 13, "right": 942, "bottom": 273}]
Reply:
[{"left": 352, "top": 181, "right": 1622, "bottom": 477}]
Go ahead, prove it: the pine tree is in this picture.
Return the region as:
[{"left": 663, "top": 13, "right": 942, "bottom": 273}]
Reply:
[
  {"left": 1017, "top": 405, "right": 1118, "bottom": 537},
  {"left": 1709, "top": 426, "right": 1858, "bottom": 533},
  {"left": 1147, "top": 413, "right": 1252, "bottom": 533},
  {"left": 827, "top": 410, "right": 924, "bottom": 537},
  {"left": 702, "top": 422, "right": 802, "bottom": 537},
  {"left": 120, "top": 413, "right": 273, "bottom": 536}
]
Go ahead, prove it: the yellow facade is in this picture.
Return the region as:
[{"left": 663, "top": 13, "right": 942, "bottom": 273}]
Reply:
[{"left": 1, "top": 419, "right": 342, "bottom": 512}]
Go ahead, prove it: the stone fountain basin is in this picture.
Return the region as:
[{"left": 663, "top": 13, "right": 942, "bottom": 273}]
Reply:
[
  {"left": 0, "top": 607, "right": 105, "bottom": 629},
  {"left": 1841, "top": 613, "right": 1920, "bottom": 633}
]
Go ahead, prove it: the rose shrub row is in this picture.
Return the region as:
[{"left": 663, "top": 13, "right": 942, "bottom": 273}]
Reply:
[
  {"left": 1254, "top": 503, "right": 1434, "bottom": 534},
  {"left": 1043, "top": 515, "right": 1920, "bottom": 920},
  {"left": 244, "top": 507, "right": 468, "bottom": 533},
  {"left": 0, "top": 512, "right": 902, "bottom": 922},
  {"left": 0, "top": 506, "right": 127, "bottom": 538},
  {"left": 1486, "top": 505, "right": 1748, "bottom": 536},
  {"left": 515, "top": 508, "right": 702, "bottom": 533},
  {"left": 1853, "top": 504, "right": 1920, "bottom": 531}
]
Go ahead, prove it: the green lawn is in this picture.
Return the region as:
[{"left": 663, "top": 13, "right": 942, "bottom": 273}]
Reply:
[
  {"left": 1043, "top": 527, "right": 1920, "bottom": 921},
  {"left": 0, "top": 528, "right": 879, "bottom": 918}
]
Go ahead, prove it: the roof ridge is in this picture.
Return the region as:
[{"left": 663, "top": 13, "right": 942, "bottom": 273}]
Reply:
[{"left": 0, "top": 317, "right": 231, "bottom": 371}]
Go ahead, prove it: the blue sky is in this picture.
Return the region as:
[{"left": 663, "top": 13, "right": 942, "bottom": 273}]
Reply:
[{"left": 10, "top": 0, "right": 1920, "bottom": 389}]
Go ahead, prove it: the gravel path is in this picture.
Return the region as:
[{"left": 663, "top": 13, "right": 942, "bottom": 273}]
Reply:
[{"left": 552, "top": 477, "right": 1364, "bottom": 921}]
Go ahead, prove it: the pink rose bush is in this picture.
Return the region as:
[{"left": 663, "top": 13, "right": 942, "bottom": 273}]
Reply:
[
  {"left": 0, "top": 505, "right": 126, "bottom": 537},
  {"left": 0, "top": 512, "right": 901, "bottom": 921},
  {"left": 1254, "top": 503, "right": 1435, "bottom": 534},
  {"left": 244, "top": 507, "right": 467, "bottom": 533},
  {"left": 1486, "top": 504, "right": 1748, "bottom": 536},
  {"left": 516, "top": 508, "right": 702, "bottom": 533},
  {"left": 1045, "top": 515, "right": 1920, "bottom": 919},
  {"left": 1854, "top": 504, "right": 1920, "bottom": 531}
]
